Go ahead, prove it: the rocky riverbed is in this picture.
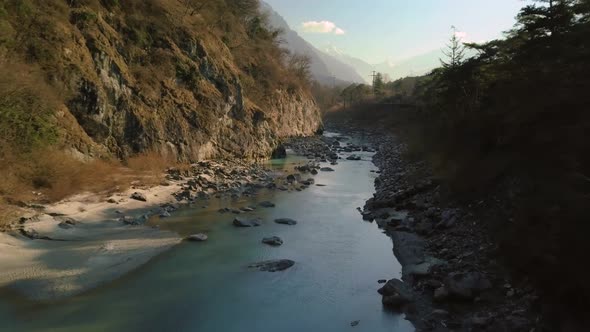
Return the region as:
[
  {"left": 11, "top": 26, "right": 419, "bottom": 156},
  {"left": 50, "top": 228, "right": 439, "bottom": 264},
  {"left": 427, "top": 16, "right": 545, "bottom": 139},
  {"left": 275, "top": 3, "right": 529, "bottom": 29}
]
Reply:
[
  {"left": 322, "top": 121, "right": 544, "bottom": 332},
  {"left": 0, "top": 122, "right": 545, "bottom": 331},
  {"left": 0, "top": 133, "right": 353, "bottom": 301}
]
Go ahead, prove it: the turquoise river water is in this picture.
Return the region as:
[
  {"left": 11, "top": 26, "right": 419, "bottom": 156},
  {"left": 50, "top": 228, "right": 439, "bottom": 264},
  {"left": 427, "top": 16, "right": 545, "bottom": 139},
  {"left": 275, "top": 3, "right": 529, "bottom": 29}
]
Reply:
[{"left": 0, "top": 133, "right": 414, "bottom": 332}]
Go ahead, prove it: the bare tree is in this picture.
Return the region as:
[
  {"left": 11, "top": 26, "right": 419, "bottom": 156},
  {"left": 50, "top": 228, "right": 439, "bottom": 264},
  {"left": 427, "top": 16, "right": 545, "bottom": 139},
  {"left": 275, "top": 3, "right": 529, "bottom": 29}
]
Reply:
[{"left": 288, "top": 54, "right": 312, "bottom": 82}]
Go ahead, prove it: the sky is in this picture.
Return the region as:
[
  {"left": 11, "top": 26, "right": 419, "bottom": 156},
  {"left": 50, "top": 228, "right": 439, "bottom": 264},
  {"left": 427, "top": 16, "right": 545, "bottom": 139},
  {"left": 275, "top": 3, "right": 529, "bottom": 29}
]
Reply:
[{"left": 263, "top": 0, "right": 529, "bottom": 64}]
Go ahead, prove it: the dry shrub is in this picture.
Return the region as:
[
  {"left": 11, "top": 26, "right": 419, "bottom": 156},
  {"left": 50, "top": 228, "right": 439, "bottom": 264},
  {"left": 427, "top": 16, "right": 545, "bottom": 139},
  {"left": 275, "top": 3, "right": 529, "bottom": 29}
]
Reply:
[
  {"left": 0, "top": 146, "right": 122, "bottom": 202},
  {"left": 125, "top": 151, "right": 172, "bottom": 185},
  {"left": 0, "top": 145, "right": 176, "bottom": 205},
  {"left": 0, "top": 59, "right": 60, "bottom": 150}
]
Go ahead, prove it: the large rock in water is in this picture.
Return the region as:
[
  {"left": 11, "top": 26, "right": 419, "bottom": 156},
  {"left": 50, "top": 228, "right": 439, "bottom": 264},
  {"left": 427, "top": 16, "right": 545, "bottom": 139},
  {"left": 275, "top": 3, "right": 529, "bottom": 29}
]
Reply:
[
  {"left": 259, "top": 201, "right": 276, "bottom": 208},
  {"left": 377, "top": 279, "right": 414, "bottom": 309},
  {"left": 274, "top": 218, "right": 297, "bottom": 225},
  {"left": 187, "top": 233, "right": 208, "bottom": 242},
  {"left": 232, "top": 217, "right": 261, "bottom": 227},
  {"left": 248, "top": 259, "right": 295, "bottom": 272},
  {"left": 262, "top": 236, "right": 283, "bottom": 246},
  {"left": 271, "top": 144, "right": 287, "bottom": 159}
]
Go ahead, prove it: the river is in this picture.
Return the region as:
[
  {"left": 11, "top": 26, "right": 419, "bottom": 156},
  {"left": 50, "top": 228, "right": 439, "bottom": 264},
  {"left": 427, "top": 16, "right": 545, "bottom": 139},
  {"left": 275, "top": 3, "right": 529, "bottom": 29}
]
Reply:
[{"left": 0, "top": 132, "right": 414, "bottom": 332}]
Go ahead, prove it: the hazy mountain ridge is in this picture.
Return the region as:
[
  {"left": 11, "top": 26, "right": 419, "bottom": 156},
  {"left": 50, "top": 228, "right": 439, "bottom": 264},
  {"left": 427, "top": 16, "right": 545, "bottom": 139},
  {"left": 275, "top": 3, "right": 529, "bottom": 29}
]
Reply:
[
  {"left": 261, "top": 2, "right": 365, "bottom": 85},
  {"left": 324, "top": 46, "right": 443, "bottom": 81}
]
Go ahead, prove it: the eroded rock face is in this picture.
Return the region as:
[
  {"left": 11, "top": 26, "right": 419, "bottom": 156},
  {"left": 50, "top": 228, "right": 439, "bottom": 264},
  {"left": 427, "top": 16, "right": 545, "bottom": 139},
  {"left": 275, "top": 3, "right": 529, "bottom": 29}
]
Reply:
[{"left": 17, "top": 3, "right": 323, "bottom": 161}]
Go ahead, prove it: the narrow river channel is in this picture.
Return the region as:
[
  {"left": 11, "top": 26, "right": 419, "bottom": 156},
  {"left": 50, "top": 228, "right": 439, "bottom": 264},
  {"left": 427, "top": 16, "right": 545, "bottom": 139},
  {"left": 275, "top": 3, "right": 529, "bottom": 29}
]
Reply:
[{"left": 0, "top": 132, "right": 414, "bottom": 332}]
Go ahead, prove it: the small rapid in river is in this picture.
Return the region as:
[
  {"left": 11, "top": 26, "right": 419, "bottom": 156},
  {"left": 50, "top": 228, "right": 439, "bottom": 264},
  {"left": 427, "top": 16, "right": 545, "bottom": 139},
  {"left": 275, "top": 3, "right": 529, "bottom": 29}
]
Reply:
[{"left": 0, "top": 132, "right": 414, "bottom": 332}]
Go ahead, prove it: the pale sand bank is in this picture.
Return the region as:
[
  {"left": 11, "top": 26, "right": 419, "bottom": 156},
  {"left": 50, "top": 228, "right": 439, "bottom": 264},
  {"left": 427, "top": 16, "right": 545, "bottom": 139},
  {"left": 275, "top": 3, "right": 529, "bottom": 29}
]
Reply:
[{"left": 0, "top": 182, "right": 184, "bottom": 300}]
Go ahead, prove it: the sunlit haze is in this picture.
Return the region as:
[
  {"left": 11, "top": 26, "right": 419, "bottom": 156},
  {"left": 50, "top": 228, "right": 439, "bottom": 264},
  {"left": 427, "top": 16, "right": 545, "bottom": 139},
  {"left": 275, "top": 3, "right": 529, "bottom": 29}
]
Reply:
[{"left": 265, "top": 0, "right": 528, "bottom": 64}]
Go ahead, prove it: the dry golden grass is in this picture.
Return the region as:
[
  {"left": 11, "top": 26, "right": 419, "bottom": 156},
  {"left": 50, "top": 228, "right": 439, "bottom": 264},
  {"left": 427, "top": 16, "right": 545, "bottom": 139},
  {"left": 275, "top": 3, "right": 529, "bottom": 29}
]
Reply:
[
  {"left": 0, "top": 145, "right": 179, "bottom": 210},
  {"left": 0, "top": 203, "right": 20, "bottom": 228}
]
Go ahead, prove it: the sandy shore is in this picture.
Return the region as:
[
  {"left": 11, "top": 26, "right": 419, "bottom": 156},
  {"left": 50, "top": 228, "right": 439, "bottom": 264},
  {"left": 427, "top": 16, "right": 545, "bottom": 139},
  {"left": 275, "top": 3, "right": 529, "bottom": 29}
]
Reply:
[
  {"left": 0, "top": 154, "right": 319, "bottom": 301},
  {"left": 0, "top": 182, "right": 183, "bottom": 301}
]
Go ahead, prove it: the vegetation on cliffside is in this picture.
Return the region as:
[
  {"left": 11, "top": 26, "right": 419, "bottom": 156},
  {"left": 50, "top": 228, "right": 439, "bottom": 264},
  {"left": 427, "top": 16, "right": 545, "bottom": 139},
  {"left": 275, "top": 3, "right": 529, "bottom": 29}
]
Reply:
[{"left": 0, "top": 0, "right": 322, "bottom": 216}]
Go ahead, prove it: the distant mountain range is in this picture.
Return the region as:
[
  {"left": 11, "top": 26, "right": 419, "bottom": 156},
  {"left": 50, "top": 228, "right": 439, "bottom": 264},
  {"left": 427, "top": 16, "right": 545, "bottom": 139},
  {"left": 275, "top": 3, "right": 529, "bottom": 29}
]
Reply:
[
  {"left": 262, "top": 2, "right": 445, "bottom": 85},
  {"left": 323, "top": 46, "right": 444, "bottom": 82}
]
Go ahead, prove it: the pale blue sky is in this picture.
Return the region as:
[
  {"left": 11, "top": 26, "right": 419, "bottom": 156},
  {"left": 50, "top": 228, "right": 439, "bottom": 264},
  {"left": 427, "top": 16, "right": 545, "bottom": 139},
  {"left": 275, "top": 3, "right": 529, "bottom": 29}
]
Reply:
[{"left": 264, "top": 0, "right": 529, "bottom": 64}]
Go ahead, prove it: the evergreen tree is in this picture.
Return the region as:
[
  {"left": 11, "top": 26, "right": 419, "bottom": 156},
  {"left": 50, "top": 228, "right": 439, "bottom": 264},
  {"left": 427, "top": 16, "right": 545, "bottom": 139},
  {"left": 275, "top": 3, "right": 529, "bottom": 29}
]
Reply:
[{"left": 440, "top": 27, "right": 466, "bottom": 69}]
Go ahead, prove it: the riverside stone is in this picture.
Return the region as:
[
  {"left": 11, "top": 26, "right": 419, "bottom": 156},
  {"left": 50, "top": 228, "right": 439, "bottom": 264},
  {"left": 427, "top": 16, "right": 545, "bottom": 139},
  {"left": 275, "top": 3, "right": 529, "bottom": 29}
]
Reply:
[
  {"left": 233, "top": 217, "right": 261, "bottom": 227},
  {"left": 274, "top": 218, "right": 297, "bottom": 225},
  {"left": 248, "top": 259, "right": 294, "bottom": 272},
  {"left": 130, "top": 192, "right": 147, "bottom": 202},
  {"left": 187, "top": 233, "right": 208, "bottom": 242},
  {"left": 262, "top": 236, "right": 283, "bottom": 246}
]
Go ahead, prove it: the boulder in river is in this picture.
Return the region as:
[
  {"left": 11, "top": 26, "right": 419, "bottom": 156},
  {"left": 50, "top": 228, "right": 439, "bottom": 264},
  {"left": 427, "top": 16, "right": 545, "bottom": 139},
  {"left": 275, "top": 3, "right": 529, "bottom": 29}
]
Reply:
[
  {"left": 286, "top": 174, "right": 301, "bottom": 183},
  {"left": 233, "top": 217, "right": 261, "bottom": 227},
  {"left": 320, "top": 167, "right": 335, "bottom": 172},
  {"left": 130, "top": 192, "right": 147, "bottom": 202},
  {"left": 361, "top": 211, "right": 374, "bottom": 221},
  {"left": 259, "top": 201, "right": 276, "bottom": 208},
  {"left": 57, "top": 217, "right": 79, "bottom": 229},
  {"left": 346, "top": 155, "right": 362, "bottom": 161},
  {"left": 248, "top": 259, "right": 295, "bottom": 272},
  {"left": 271, "top": 144, "right": 287, "bottom": 159},
  {"left": 262, "top": 236, "right": 283, "bottom": 246},
  {"left": 274, "top": 218, "right": 297, "bottom": 225},
  {"left": 120, "top": 215, "right": 149, "bottom": 226},
  {"left": 187, "top": 233, "right": 208, "bottom": 242},
  {"left": 378, "top": 279, "right": 414, "bottom": 309}
]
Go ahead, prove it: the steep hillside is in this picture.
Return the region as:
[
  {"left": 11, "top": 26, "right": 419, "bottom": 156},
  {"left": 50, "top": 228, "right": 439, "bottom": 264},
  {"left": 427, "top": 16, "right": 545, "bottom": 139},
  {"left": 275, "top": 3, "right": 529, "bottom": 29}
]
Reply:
[
  {"left": 261, "top": 2, "right": 364, "bottom": 85},
  {"left": 323, "top": 45, "right": 373, "bottom": 82},
  {"left": 0, "top": 0, "right": 322, "bottom": 162},
  {"left": 261, "top": 3, "right": 332, "bottom": 83}
]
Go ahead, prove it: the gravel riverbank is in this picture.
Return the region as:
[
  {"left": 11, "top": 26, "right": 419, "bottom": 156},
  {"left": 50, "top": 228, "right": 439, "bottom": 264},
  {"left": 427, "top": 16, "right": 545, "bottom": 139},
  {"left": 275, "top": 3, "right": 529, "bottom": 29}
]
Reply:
[{"left": 322, "top": 121, "right": 544, "bottom": 332}]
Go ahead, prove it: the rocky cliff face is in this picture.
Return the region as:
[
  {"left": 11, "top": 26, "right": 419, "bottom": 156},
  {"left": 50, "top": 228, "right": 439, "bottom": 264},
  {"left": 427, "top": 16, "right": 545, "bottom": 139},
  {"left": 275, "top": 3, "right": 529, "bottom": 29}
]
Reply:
[{"left": 1, "top": 1, "right": 322, "bottom": 161}]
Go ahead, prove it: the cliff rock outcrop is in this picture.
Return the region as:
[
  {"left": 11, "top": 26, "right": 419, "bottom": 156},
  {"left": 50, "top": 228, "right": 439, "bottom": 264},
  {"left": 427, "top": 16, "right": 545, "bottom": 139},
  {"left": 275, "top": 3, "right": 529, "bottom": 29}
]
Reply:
[{"left": 0, "top": 0, "right": 322, "bottom": 161}]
